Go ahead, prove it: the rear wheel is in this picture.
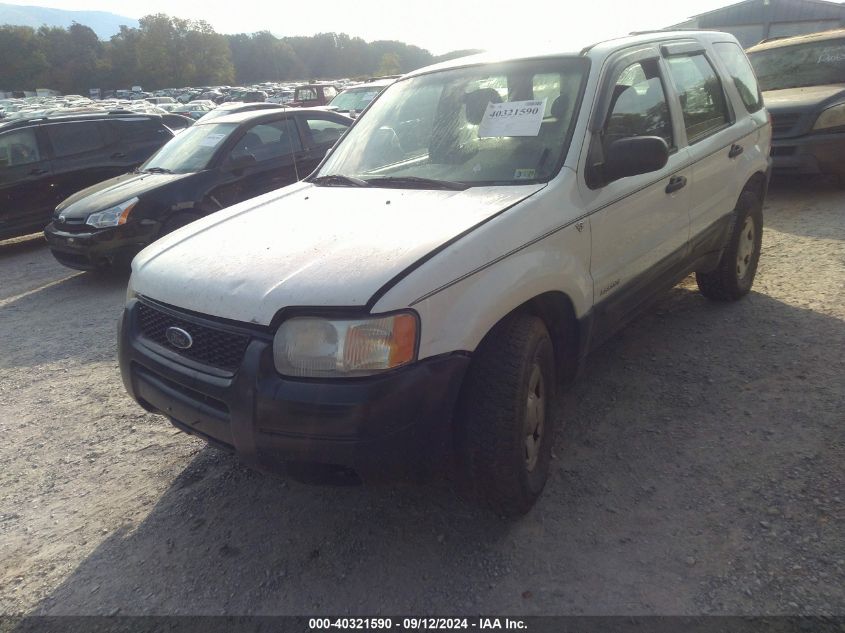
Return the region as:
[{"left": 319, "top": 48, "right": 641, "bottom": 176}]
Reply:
[
  {"left": 696, "top": 190, "right": 763, "bottom": 301},
  {"left": 457, "top": 314, "right": 556, "bottom": 516}
]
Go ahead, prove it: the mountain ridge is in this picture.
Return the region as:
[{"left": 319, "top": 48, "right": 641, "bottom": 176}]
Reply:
[{"left": 0, "top": 2, "right": 137, "bottom": 39}]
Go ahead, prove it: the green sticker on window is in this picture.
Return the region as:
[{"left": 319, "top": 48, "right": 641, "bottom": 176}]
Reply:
[{"left": 514, "top": 168, "right": 536, "bottom": 180}]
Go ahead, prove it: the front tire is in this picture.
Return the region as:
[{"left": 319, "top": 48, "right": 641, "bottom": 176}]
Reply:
[
  {"left": 457, "top": 314, "right": 556, "bottom": 516},
  {"left": 696, "top": 190, "right": 763, "bottom": 301}
]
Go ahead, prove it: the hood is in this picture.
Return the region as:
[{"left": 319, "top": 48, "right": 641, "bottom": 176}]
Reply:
[
  {"left": 56, "top": 171, "right": 194, "bottom": 218},
  {"left": 132, "top": 182, "right": 544, "bottom": 325},
  {"left": 763, "top": 84, "right": 845, "bottom": 112}
]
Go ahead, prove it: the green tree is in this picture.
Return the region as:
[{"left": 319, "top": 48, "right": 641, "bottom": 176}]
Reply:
[
  {"left": 35, "top": 23, "right": 103, "bottom": 93},
  {"left": 135, "top": 14, "right": 191, "bottom": 89},
  {"left": 0, "top": 26, "right": 49, "bottom": 91},
  {"left": 186, "top": 20, "right": 234, "bottom": 85},
  {"left": 376, "top": 52, "right": 402, "bottom": 76},
  {"left": 228, "top": 31, "right": 303, "bottom": 83},
  {"left": 105, "top": 25, "right": 141, "bottom": 89}
]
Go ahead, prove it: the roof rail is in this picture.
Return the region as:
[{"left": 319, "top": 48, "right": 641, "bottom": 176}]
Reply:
[{"left": 628, "top": 28, "right": 703, "bottom": 35}]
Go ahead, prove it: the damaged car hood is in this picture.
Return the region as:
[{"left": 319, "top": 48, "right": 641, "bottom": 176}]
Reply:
[{"left": 131, "top": 182, "right": 544, "bottom": 325}]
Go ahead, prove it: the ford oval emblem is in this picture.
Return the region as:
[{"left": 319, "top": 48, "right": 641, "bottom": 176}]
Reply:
[{"left": 165, "top": 326, "right": 193, "bottom": 350}]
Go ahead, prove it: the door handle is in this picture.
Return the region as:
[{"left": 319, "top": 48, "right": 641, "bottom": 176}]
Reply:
[
  {"left": 29, "top": 168, "right": 48, "bottom": 175},
  {"left": 728, "top": 144, "right": 744, "bottom": 158},
  {"left": 665, "top": 175, "right": 687, "bottom": 194},
  {"left": 110, "top": 152, "right": 127, "bottom": 159}
]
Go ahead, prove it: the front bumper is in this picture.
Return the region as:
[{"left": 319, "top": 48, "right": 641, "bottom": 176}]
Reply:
[
  {"left": 118, "top": 298, "right": 470, "bottom": 475},
  {"left": 770, "top": 130, "right": 845, "bottom": 177},
  {"left": 44, "top": 221, "right": 159, "bottom": 270}
]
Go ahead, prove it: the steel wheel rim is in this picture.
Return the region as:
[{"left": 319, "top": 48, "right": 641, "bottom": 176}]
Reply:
[
  {"left": 736, "top": 216, "right": 756, "bottom": 280},
  {"left": 524, "top": 363, "right": 545, "bottom": 472}
]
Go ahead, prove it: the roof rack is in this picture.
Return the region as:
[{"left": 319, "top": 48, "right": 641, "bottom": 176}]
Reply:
[{"left": 628, "top": 28, "right": 704, "bottom": 35}]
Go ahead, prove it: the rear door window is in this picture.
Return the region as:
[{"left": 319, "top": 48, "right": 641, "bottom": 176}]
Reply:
[
  {"left": 713, "top": 42, "right": 763, "bottom": 113},
  {"left": 46, "top": 121, "right": 108, "bottom": 158},
  {"left": 227, "top": 119, "right": 303, "bottom": 163},
  {"left": 0, "top": 128, "right": 41, "bottom": 167},
  {"left": 665, "top": 54, "right": 731, "bottom": 143},
  {"left": 301, "top": 116, "right": 349, "bottom": 147},
  {"left": 111, "top": 118, "right": 167, "bottom": 143}
]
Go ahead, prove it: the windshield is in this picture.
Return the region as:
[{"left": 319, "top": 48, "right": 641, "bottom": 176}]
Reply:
[
  {"left": 141, "top": 122, "right": 236, "bottom": 173},
  {"left": 330, "top": 87, "right": 383, "bottom": 111},
  {"left": 749, "top": 38, "right": 845, "bottom": 91},
  {"left": 314, "top": 58, "right": 588, "bottom": 187}
]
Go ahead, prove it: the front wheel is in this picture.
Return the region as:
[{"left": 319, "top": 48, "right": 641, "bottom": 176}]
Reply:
[
  {"left": 457, "top": 314, "right": 556, "bottom": 516},
  {"left": 696, "top": 190, "right": 763, "bottom": 301}
]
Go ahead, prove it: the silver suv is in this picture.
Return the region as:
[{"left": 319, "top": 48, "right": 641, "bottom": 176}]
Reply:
[{"left": 119, "top": 31, "right": 771, "bottom": 515}]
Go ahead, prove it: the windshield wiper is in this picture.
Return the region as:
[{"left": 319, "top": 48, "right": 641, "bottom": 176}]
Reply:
[
  {"left": 311, "top": 174, "right": 369, "bottom": 187},
  {"left": 364, "top": 176, "right": 469, "bottom": 191},
  {"left": 143, "top": 166, "right": 173, "bottom": 174}
]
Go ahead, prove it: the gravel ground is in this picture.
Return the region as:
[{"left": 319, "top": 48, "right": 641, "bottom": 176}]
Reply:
[{"left": 0, "top": 178, "right": 843, "bottom": 616}]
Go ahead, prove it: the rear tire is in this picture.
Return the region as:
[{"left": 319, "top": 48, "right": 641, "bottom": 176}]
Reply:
[
  {"left": 696, "top": 190, "right": 763, "bottom": 301},
  {"left": 457, "top": 314, "right": 556, "bottom": 516}
]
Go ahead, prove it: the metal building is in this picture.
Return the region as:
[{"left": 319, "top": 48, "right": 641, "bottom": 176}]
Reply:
[{"left": 669, "top": 0, "right": 845, "bottom": 47}]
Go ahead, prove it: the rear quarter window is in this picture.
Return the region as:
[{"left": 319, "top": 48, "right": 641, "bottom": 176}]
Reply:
[
  {"left": 111, "top": 119, "right": 168, "bottom": 143},
  {"left": 713, "top": 42, "right": 764, "bottom": 113}
]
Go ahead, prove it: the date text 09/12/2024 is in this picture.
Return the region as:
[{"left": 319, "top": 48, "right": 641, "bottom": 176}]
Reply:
[{"left": 308, "top": 617, "right": 528, "bottom": 630}]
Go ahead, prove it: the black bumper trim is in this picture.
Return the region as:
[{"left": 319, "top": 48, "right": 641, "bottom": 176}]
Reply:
[
  {"left": 118, "top": 300, "right": 471, "bottom": 473},
  {"left": 44, "top": 222, "right": 158, "bottom": 269}
]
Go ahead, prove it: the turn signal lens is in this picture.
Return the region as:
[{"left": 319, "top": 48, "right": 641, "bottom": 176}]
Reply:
[{"left": 813, "top": 103, "right": 845, "bottom": 131}]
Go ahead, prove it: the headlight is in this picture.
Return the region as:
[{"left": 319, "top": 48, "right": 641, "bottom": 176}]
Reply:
[
  {"left": 812, "top": 103, "right": 845, "bottom": 132},
  {"left": 86, "top": 197, "right": 139, "bottom": 229},
  {"left": 273, "top": 312, "right": 418, "bottom": 377}
]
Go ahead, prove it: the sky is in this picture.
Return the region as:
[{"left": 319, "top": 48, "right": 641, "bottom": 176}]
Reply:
[{"left": 8, "top": 0, "right": 742, "bottom": 54}]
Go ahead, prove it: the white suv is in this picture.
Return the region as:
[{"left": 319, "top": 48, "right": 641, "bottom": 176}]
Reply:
[{"left": 119, "top": 31, "right": 771, "bottom": 515}]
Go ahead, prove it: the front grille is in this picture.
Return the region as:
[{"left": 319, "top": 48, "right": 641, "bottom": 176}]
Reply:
[
  {"left": 53, "top": 217, "right": 91, "bottom": 233},
  {"left": 137, "top": 302, "right": 250, "bottom": 371},
  {"left": 770, "top": 112, "right": 801, "bottom": 137}
]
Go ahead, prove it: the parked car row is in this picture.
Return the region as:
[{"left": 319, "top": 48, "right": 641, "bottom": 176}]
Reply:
[
  {"left": 1, "top": 112, "right": 175, "bottom": 240},
  {"left": 0, "top": 77, "right": 399, "bottom": 247},
  {"left": 0, "top": 105, "right": 351, "bottom": 263},
  {"left": 43, "top": 108, "right": 352, "bottom": 270}
]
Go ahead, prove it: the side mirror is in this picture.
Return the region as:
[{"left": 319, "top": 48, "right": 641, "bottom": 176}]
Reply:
[
  {"left": 225, "top": 154, "right": 256, "bottom": 172},
  {"left": 603, "top": 136, "right": 669, "bottom": 182}
]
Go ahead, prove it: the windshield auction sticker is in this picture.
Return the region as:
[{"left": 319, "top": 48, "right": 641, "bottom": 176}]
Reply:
[
  {"left": 200, "top": 133, "right": 227, "bottom": 147},
  {"left": 478, "top": 99, "right": 547, "bottom": 137}
]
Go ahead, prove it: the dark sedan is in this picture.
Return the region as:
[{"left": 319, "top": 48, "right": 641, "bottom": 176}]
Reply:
[{"left": 44, "top": 108, "right": 352, "bottom": 270}]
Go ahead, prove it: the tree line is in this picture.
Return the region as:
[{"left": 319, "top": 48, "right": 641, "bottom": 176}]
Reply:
[{"left": 0, "top": 14, "right": 477, "bottom": 93}]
